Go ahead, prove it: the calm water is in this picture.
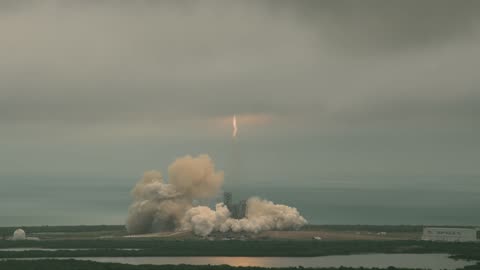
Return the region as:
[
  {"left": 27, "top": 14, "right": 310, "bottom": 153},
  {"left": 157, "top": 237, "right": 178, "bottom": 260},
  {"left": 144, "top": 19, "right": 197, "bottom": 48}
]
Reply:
[{"left": 12, "top": 254, "right": 475, "bottom": 270}]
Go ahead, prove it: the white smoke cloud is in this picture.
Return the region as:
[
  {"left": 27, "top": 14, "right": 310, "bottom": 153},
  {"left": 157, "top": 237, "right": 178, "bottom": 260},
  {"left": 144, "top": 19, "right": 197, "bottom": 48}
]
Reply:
[
  {"left": 231, "top": 197, "right": 307, "bottom": 233},
  {"left": 181, "top": 198, "right": 307, "bottom": 236},
  {"left": 126, "top": 154, "right": 222, "bottom": 234},
  {"left": 167, "top": 155, "right": 224, "bottom": 199},
  {"left": 126, "top": 154, "right": 307, "bottom": 236},
  {"left": 181, "top": 205, "right": 221, "bottom": 237}
]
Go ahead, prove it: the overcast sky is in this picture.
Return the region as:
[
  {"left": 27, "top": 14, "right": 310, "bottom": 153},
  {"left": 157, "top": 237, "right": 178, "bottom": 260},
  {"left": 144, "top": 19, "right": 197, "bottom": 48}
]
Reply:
[{"left": 1, "top": 0, "right": 479, "bottom": 191}]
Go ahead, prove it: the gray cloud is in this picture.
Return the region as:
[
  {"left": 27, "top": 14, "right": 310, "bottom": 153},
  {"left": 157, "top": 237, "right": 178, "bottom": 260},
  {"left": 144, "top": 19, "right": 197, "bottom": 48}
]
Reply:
[
  {"left": 278, "top": 0, "right": 480, "bottom": 53},
  {"left": 0, "top": 0, "right": 479, "bottom": 142}
]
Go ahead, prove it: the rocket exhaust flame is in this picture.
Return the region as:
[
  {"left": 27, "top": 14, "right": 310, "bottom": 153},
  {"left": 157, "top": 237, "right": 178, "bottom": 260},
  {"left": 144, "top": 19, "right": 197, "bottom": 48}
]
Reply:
[{"left": 232, "top": 114, "right": 238, "bottom": 138}]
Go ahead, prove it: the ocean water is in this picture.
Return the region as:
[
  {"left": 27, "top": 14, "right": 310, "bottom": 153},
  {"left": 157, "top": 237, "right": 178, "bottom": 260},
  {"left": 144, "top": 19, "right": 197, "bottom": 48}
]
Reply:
[{"left": 0, "top": 174, "right": 479, "bottom": 226}]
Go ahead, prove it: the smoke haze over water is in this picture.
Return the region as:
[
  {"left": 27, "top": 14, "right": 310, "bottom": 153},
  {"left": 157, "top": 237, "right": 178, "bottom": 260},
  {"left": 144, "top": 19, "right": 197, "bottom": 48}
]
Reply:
[{"left": 126, "top": 154, "right": 306, "bottom": 236}]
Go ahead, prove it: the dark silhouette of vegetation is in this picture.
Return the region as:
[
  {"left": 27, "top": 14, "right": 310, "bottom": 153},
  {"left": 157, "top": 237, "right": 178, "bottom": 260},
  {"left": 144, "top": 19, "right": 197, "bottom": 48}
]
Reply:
[
  {"left": 462, "top": 263, "right": 480, "bottom": 270},
  {"left": 0, "top": 259, "right": 433, "bottom": 270},
  {"left": 0, "top": 240, "right": 479, "bottom": 259}
]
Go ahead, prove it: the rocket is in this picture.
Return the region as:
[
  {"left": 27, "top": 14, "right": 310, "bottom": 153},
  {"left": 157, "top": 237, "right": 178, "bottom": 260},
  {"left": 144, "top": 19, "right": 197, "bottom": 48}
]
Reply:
[{"left": 232, "top": 115, "right": 238, "bottom": 138}]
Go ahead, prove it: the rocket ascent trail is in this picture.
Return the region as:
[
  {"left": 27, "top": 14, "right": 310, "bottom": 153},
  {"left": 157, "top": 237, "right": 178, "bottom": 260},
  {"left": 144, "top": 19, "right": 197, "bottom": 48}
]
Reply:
[{"left": 232, "top": 115, "right": 238, "bottom": 138}]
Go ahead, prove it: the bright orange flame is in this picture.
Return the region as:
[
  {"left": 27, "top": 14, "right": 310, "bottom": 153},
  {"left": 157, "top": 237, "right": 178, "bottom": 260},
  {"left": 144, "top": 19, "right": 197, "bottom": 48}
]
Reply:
[{"left": 232, "top": 114, "right": 238, "bottom": 138}]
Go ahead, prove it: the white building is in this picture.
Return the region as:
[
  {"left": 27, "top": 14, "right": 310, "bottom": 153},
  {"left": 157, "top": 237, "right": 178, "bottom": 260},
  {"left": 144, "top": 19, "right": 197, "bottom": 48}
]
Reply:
[
  {"left": 422, "top": 227, "right": 477, "bottom": 242},
  {"left": 12, "top": 229, "right": 26, "bottom": 241}
]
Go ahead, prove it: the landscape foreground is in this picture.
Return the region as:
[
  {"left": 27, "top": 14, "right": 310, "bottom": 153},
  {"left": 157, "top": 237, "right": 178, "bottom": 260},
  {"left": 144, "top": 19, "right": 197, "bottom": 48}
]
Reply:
[{"left": 0, "top": 225, "right": 479, "bottom": 270}]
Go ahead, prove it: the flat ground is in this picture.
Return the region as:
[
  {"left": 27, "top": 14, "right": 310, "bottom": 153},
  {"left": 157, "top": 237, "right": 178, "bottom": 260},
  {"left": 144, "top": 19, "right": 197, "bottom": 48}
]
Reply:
[
  {"left": 1, "top": 224, "right": 475, "bottom": 241},
  {"left": 256, "top": 230, "right": 420, "bottom": 240},
  {"left": 0, "top": 225, "right": 478, "bottom": 269}
]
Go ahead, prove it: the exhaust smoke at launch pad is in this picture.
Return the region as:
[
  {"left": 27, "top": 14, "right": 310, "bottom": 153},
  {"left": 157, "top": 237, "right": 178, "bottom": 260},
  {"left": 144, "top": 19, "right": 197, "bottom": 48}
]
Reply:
[{"left": 126, "top": 154, "right": 307, "bottom": 237}]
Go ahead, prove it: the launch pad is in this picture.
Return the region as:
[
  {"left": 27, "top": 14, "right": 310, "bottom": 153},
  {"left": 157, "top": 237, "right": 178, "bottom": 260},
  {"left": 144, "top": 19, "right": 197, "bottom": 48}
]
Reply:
[{"left": 223, "top": 192, "right": 247, "bottom": 219}]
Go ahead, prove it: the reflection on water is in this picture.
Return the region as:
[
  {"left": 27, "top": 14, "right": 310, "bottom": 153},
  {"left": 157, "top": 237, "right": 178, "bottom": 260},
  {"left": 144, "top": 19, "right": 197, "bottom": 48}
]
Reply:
[{"left": 11, "top": 254, "right": 474, "bottom": 270}]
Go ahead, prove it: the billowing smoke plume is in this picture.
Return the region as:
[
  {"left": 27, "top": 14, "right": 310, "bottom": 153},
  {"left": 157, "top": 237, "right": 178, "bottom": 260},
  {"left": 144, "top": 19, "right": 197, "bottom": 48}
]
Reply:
[
  {"left": 126, "top": 154, "right": 307, "bottom": 236},
  {"left": 126, "top": 155, "right": 223, "bottom": 234},
  {"left": 182, "top": 198, "right": 307, "bottom": 236}
]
